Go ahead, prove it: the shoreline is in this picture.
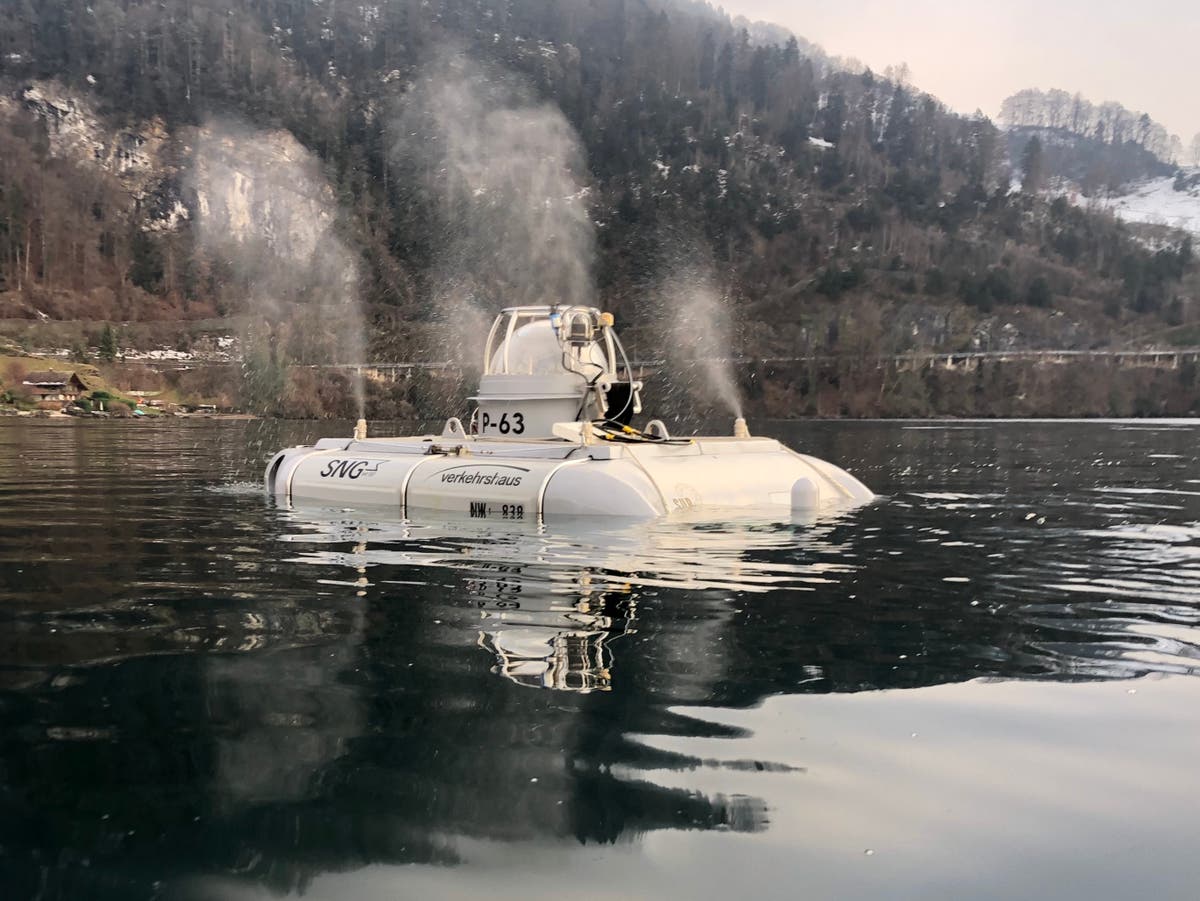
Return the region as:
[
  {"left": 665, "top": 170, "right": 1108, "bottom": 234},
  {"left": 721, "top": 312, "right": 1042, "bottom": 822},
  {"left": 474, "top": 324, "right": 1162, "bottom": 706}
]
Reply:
[
  {"left": 0, "top": 409, "right": 259, "bottom": 421},
  {"left": 3, "top": 411, "right": 1199, "bottom": 424}
]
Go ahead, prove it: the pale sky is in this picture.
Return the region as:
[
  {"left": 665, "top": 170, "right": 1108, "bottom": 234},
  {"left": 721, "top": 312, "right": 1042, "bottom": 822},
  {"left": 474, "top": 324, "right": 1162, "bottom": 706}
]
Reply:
[{"left": 718, "top": 0, "right": 1200, "bottom": 143}]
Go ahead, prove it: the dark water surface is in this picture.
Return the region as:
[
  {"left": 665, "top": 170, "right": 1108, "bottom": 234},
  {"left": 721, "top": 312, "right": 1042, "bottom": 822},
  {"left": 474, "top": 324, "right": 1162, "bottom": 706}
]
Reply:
[{"left": 2, "top": 418, "right": 1199, "bottom": 900}]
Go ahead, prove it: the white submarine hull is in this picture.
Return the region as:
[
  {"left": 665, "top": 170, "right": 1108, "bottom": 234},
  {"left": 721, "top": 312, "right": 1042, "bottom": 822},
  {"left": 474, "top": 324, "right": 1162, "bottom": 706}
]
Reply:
[
  {"left": 265, "top": 433, "right": 874, "bottom": 521},
  {"left": 265, "top": 305, "right": 873, "bottom": 521}
]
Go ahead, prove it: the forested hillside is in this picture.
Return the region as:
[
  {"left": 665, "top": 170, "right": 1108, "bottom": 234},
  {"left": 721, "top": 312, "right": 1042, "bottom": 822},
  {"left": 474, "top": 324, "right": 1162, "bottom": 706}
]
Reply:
[
  {"left": 999, "top": 87, "right": 1185, "bottom": 196},
  {"left": 0, "top": 0, "right": 1196, "bottom": 376}
]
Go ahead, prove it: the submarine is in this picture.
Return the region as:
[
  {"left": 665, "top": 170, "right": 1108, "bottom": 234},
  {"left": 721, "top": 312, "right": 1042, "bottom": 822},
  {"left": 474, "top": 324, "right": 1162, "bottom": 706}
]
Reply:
[{"left": 265, "top": 305, "right": 873, "bottom": 520}]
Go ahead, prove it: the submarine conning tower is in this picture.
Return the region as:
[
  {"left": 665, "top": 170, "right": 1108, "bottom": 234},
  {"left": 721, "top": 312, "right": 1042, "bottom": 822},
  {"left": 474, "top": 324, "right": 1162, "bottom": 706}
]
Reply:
[{"left": 471, "top": 305, "right": 642, "bottom": 439}]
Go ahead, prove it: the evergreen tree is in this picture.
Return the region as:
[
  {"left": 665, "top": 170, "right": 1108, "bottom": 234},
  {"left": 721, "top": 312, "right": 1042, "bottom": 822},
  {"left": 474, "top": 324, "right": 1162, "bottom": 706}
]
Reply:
[
  {"left": 98, "top": 324, "right": 119, "bottom": 362},
  {"left": 748, "top": 47, "right": 769, "bottom": 111},
  {"left": 782, "top": 36, "right": 800, "bottom": 67},
  {"left": 1026, "top": 276, "right": 1053, "bottom": 308},
  {"left": 698, "top": 30, "right": 716, "bottom": 91},
  {"left": 821, "top": 88, "right": 846, "bottom": 145},
  {"left": 715, "top": 41, "right": 734, "bottom": 109},
  {"left": 1021, "top": 135, "right": 1045, "bottom": 193}
]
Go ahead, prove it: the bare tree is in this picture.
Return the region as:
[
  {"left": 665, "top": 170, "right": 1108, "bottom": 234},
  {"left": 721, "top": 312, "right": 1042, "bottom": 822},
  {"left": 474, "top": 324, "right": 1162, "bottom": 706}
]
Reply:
[
  {"left": 883, "top": 62, "right": 911, "bottom": 86},
  {"left": 1136, "top": 113, "right": 1152, "bottom": 146},
  {"left": 1002, "top": 88, "right": 1181, "bottom": 163},
  {"left": 1097, "top": 102, "right": 1126, "bottom": 144},
  {"left": 1069, "top": 93, "right": 1092, "bottom": 134},
  {"left": 1045, "top": 89, "right": 1071, "bottom": 129},
  {"left": 1190, "top": 133, "right": 1200, "bottom": 167},
  {"left": 998, "top": 88, "right": 1044, "bottom": 128},
  {"left": 1167, "top": 134, "right": 1183, "bottom": 165}
]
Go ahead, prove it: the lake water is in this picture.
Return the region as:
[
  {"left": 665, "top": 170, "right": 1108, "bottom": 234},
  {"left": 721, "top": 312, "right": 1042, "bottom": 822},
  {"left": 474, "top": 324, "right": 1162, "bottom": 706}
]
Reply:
[{"left": 2, "top": 418, "right": 1199, "bottom": 900}]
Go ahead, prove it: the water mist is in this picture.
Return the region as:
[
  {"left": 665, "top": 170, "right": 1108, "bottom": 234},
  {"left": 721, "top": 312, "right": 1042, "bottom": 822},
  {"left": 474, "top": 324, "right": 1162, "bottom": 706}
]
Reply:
[
  {"left": 389, "top": 50, "right": 595, "bottom": 368},
  {"left": 651, "top": 257, "right": 746, "bottom": 429},
  {"left": 189, "top": 119, "right": 366, "bottom": 419}
]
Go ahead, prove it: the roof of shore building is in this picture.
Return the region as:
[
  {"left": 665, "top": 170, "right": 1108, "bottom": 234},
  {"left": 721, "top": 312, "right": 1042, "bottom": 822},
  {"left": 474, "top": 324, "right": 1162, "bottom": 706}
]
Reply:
[{"left": 22, "top": 371, "right": 80, "bottom": 386}]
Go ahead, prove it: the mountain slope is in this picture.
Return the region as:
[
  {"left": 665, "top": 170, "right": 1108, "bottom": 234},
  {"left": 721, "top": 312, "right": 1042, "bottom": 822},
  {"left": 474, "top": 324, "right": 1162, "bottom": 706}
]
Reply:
[{"left": 0, "top": 0, "right": 1194, "bottom": 378}]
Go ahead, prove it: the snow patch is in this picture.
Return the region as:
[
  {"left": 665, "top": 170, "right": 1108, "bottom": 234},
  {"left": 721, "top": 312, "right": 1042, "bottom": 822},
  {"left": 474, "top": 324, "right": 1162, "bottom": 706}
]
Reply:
[
  {"left": 123, "top": 336, "right": 239, "bottom": 364},
  {"left": 808, "top": 136, "right": 834, "bottom": 150},
  {"left": 1090, "top": 170, "right": 1200, "bottom": 236}
]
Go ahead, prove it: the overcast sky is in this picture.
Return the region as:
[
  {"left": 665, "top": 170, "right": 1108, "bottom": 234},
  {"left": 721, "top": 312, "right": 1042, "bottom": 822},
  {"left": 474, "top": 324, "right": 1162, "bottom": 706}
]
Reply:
[{"left": 717, "top": 0, "right": 1200, "bottom": 143}]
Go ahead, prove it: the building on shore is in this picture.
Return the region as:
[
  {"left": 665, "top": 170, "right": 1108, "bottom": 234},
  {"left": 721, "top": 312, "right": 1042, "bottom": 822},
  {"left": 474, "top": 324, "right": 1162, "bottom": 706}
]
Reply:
[{"left": 22, "top": 371, "right": 88, "bottom": 407}]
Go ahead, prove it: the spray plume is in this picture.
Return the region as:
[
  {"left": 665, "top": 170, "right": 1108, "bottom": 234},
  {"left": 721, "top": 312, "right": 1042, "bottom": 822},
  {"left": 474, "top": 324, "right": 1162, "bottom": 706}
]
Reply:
[
  {"left": 650, "top": 250, "right": 744, "bottom": 423},
  {"left": 189, "top": 119, "right": 365, "bottom": 416},
  {"left": 390, "top": 50, "right": 595, "bottom": 365}
]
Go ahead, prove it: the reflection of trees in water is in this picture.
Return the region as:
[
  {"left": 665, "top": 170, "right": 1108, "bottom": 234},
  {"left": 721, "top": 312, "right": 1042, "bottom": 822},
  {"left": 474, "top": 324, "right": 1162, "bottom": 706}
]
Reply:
[
  {"left": 0, "top": 536, "right": 770, "bottom": 898},
  {"left": 5, "top": 449, "right": 1198, "bottom": 897},
  {"left": 206, "top": 644, "right": 366, "bottom": 811}
]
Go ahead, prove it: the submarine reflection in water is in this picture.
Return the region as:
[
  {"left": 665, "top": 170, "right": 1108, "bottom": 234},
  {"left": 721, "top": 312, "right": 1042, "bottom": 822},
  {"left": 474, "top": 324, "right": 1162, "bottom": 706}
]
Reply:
[
  {"left": 4, "top": 513, "right": 818, "bottom": 898},
  {"left": 307, "top": 523, "right": 628, "bottom": 694},
  {"left": 280, "top": 503, "right": 854, "bottom": 694},
  {"left": 9, "top": 461, "right": 1198, "bottom": 898},
  {"left": 473, "top": 570, "right": 636, "bottom": 693}
]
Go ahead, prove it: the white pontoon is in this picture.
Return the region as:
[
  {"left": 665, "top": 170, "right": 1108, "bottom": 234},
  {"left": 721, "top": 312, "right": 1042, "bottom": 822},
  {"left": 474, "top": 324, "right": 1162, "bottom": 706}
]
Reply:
[{"left": 265, "top": 306, "right": 873, "bottom": 519}]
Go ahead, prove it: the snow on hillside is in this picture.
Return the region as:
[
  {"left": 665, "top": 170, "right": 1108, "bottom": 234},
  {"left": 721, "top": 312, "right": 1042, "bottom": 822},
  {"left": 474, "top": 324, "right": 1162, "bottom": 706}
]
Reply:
[{"left": 1091, "top": 170, "right": 1200, "bottom": 236}]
